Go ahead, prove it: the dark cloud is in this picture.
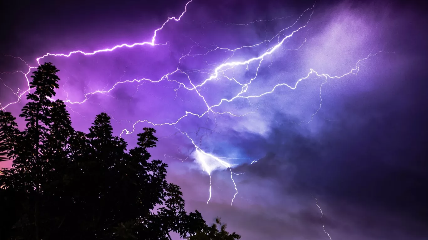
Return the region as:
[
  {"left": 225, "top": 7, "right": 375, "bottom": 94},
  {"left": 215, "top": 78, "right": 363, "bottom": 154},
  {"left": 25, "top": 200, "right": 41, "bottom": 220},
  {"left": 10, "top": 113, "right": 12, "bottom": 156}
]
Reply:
[{"left": 228, "top": 35, "right": 428, "bottom": 238}]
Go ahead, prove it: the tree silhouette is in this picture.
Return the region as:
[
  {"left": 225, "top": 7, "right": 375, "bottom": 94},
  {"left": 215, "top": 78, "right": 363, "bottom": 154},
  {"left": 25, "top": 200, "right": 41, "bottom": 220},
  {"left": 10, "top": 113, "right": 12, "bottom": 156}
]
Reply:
[
  {"left": 0, "top": 62, "right": 240, "bottom": 240},
  {"left": 0, "top": 111, "right": 19, "bottom": 162},
  {"left": 188, "top": 218, "right": 241, "bottom": 240}
]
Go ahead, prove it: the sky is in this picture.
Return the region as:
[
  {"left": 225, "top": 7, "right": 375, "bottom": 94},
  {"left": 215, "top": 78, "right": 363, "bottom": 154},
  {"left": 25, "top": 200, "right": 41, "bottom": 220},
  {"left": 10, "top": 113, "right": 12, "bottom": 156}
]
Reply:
[{"left": 1, "top": 0, "right": 428, "bottom": 239}]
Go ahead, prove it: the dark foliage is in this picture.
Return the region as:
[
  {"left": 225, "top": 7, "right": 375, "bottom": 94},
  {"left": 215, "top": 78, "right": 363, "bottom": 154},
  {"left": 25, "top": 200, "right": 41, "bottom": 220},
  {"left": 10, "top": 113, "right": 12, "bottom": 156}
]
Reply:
[{"left": 188, "top": 218, "right": 241, "bottom": 240}]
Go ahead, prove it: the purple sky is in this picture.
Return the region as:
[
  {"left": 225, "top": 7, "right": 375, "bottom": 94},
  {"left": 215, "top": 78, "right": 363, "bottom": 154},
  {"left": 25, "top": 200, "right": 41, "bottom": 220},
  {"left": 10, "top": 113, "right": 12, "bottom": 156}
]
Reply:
[{"left": 1, "top": 0, "right": 428, "bottom": 239}]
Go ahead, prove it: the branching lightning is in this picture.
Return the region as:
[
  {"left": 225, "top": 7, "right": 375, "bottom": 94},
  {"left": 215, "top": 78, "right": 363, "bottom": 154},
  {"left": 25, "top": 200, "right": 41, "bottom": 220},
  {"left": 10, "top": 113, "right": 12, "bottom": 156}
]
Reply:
[
  {"left": 177, "top": 128, "right": 239, "bottom": 205},
  {"left": 0, "top": 1, "right": 382, "bottom": 205}
]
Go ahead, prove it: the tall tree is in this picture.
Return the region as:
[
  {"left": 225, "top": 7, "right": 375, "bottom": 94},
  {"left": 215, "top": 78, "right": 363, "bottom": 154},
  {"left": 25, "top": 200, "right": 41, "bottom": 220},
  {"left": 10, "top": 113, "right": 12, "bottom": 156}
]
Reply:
[
  {"left": 0, "top": 62, "right": 65, "bottom": 240},
  {"left": 17, "top": 62, "right": 62, "bottom": 240},
  {"left": 14, "top": 62, "right": 60, "bottom": 190}
]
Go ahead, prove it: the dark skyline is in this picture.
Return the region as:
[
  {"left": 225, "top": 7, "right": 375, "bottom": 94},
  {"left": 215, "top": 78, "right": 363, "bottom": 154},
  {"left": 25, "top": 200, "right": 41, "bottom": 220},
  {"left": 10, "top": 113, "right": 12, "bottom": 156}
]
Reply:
[{"left": 1, "top": 0, "right": 428, "bottom": 239}]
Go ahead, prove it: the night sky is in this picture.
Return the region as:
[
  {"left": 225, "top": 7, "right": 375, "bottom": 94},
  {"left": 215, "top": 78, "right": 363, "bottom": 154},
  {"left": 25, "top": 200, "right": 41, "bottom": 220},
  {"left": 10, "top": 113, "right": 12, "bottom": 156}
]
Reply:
[{"left": 1, "top": 0, "right": 428, "bottom": 239}]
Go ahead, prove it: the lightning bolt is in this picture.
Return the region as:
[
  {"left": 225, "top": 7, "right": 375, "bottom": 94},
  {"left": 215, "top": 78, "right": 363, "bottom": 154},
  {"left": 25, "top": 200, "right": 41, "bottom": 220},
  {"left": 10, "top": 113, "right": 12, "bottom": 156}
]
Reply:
[
  {"left": 0, "top": 1, "right": 385, "bottom": 206},
  {"left": 177, "top": 128, "right": 239, "bottom": 205},
  {"left": 0, "top": 0, "right": 193, "bottom": 110},
  {"left": 316, "top": 198, "right": 333, "bottom": 240}
]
